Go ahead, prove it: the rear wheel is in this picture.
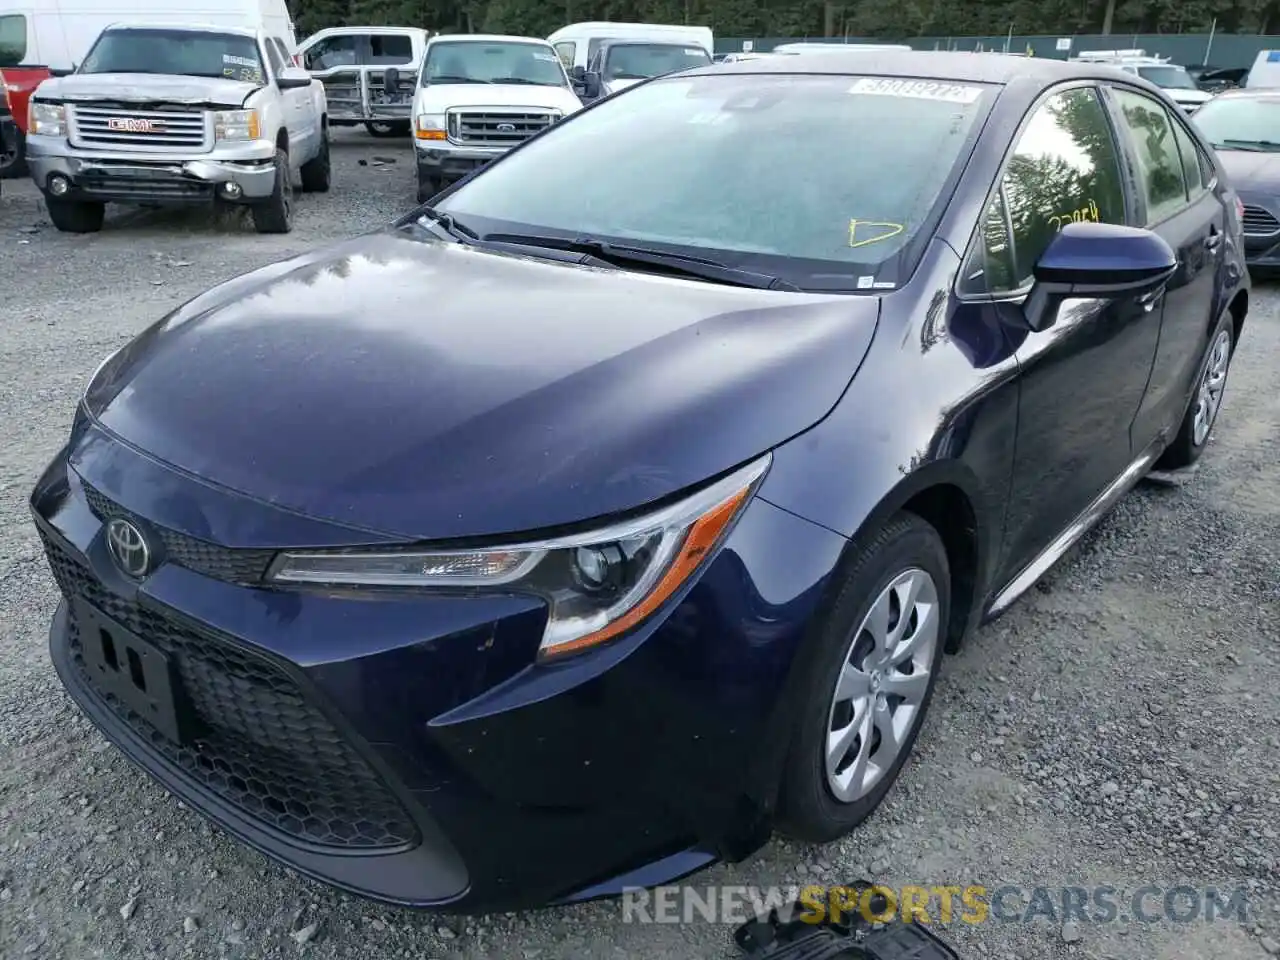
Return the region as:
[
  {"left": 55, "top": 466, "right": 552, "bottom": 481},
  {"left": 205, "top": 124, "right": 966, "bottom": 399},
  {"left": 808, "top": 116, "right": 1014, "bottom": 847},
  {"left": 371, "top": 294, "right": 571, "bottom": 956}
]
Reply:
[
  {"left": 251, "top": 148, "right": 293, "bottom": 234},
  {"left": 46, "top": 196, "right": 105, "bottom": 233},
  {"left": 0, "top": 127, "right": 27, "bottom": 179},
  {"left": 778, "top": 512, "right": 949, "bottom": 842},
  {"left": 1157, "top": 311, "right": 1235, "bottom": 470},
  {"left": 365, "top": 120, "right": 409, "bottom": 138},
  {"left": 299, "top": 129, "right": 331, "bottom": 193}
]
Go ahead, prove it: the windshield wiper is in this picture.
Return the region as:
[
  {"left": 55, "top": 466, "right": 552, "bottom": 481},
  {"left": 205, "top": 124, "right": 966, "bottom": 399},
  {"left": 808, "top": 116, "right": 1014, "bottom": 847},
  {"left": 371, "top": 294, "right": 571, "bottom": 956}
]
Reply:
[
  {"left": 1218, "top": 138, "right": 1280, "bottom": 151},
  {"left": 490, "top": 76, "right": 556, "bottom": 86},
  {"left": 418, "top": 206, "right": 479, "bottom": 242},
  {"left": 480, "top": 232, "right": 799, "bottom": 291},
  {"left": 426, "top": 75, "right": 491, "bottom": 84}
]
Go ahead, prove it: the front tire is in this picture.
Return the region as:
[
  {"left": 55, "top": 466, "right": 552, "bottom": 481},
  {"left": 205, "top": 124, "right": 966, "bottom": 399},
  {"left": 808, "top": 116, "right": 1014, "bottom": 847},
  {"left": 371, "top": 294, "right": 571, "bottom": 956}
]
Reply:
[
  {"left": 0, "top": 127, "right": 27, "bottom": 179},
  {"left": 417, "top": 173, "right": 442, "bottom": 205},
  {"left": 1157, "top": 312, "right": 1235, "bottom": 470},
  {"left": 251, "top": 148, "right": 293, "bottom": 234},
  {"left": 778, "top": 512, "right": 949, "bottom": 842},
  {"left": 46, "top": 196, "right": 105, "bottom": 233}
]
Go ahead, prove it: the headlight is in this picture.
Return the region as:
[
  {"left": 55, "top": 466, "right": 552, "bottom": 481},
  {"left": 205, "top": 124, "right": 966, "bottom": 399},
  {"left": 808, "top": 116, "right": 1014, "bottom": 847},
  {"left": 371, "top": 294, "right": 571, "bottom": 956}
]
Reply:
[
  {"left": 28, "top": 101, "right": 66, "bottom": 137},
  {"left": 214, "top": 109, "right": 261, "bottom": 142},
  {"left": 415, "top": 113, "right": 446, "bottom": 140},
  {"left": 269, "top": 454, "right": 771, "bottom": 658}
]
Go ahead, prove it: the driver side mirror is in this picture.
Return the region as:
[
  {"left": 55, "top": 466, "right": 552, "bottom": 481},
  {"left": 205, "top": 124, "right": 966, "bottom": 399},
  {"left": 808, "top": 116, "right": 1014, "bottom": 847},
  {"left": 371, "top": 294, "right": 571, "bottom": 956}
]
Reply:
[
  {"left": 277, "top": 66, "right": 313, "bottom": 89},
  {"left": 382, "top": 66, "right": 401, "bottom": 95},
  {"left": 582, "top": 71, "right": 602, "bottom": 99},
  {"left": 1023, "top": 222, "right": 1177, "bottom": 332},
  {"left": 570, "top": 64, "right": 586, "bottom": 83}
]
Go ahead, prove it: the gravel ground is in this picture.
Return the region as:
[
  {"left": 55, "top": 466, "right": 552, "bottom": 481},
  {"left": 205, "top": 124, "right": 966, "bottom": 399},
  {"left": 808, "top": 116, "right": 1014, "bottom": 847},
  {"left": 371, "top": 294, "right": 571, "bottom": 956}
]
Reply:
[{"left": 2, "top": 129, "right": 1278, "bottom": 960}]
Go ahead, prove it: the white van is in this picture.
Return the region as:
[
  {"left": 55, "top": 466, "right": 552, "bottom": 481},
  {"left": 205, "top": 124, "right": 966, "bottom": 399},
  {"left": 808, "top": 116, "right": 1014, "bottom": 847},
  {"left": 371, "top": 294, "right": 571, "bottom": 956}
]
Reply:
[
  {"left": 298, "top": 26, "right": 429, "bottom": 136},
  {"left": 547, "top": 21, "right": 713, "bottom": 72},
  {"left": 1245, "top": 50, "right": 1280, "bottom": 88},
  {"left": 0, "top": 0, "right": 295, "bottom": 72}
]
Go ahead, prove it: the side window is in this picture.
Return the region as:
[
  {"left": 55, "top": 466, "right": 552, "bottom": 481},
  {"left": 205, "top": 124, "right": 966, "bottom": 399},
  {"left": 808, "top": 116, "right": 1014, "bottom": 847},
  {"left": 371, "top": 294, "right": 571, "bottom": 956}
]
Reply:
[
  {"left": 369, "top": 34, "right": 413, "bottom": 65},
  {"left": 264, "top": 39, "right": 286, "bottom": 78},
  {"left": 554, "top": 41, "right": 575, "bottom": 69},
  {"left": 303, "top": 35, "right": 358, "bottom": 71},
  {"left": 0, "top": 13, "right": 26, "bottom": 67},
  {"left": 1171, "top": 116, "right": 1210, "bottom": 195},
  {"left": 1112, "top": 88, "right": 1189, "bottom": 224},
  {"left": 964, "top": 87, "right": 1127, "bottom": 295}
]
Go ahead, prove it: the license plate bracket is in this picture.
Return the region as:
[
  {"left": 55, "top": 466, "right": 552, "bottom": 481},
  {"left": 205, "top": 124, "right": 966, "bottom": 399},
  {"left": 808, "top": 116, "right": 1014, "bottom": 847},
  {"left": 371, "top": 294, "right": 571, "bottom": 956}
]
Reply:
[{"left": 75, "top": 600, "right": 190, "bottom": 744}]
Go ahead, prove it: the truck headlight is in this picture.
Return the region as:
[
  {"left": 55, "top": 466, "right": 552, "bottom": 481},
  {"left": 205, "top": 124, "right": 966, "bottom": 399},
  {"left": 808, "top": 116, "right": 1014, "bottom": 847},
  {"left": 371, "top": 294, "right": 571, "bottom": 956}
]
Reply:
[
  {"left": 267, "top": 455, "right": 771, "bottom": 659},
  {"left": 213, "top": 109, "right": 261, "bottom": 142},
  {"left": 28, "top": 101, "right": 66, "bottom": 137},
  {"left": 415, "top": 113, "right": 446, "bottom": 141}
]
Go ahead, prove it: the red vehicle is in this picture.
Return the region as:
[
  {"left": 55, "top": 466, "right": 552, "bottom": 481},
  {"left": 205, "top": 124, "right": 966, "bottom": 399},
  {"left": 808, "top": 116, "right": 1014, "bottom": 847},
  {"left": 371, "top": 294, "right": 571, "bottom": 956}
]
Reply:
[{"left": 2, "top": 65, "right": 50, "bottom": 177}]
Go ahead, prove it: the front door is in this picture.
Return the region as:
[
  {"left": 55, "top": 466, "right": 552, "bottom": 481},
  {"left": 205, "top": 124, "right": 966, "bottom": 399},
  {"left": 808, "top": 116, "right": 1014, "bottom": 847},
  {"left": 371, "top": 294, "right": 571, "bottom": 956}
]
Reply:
[{"left": 960, "top": 85, "right": 1164, "bottom": 580}]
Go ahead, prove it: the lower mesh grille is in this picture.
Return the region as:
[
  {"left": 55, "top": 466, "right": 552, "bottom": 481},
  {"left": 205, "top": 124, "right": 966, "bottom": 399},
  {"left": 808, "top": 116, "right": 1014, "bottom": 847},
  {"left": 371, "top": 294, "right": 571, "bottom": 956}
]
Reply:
[{"left": 40, "top": 528, "right": 419, "bottom": 850}]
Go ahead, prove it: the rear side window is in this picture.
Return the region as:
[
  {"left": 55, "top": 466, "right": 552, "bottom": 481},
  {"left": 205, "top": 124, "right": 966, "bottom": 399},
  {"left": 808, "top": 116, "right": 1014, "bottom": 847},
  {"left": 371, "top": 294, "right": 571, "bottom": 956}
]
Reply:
[
  {"left": 369, "top": 34, "right": 413, "bottom": 64},
  {"left": 1171, "top": 116, "right": 1211, "bottom": 195},
  {"left": 554, "top": 40, "right": 575, "bottom": 68},
  {"left": 1112, "top": 87, "right": 1189, "bottom": 224},
  {"left": 0, "top": 13, "right": 26, "bottom": 67},
  {"left": 964, "top": 87, "right": 1127, "bottom": 295},
  {"left": 304, "top": 34, "right": 357, "bottom": 71}
]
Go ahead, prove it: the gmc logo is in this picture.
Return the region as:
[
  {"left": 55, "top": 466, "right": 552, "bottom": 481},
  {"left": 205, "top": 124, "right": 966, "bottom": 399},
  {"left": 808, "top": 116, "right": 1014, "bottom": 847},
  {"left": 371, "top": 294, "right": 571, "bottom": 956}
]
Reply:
[{"left": 107, "top": 117, "right": 163, "bottom": 133}]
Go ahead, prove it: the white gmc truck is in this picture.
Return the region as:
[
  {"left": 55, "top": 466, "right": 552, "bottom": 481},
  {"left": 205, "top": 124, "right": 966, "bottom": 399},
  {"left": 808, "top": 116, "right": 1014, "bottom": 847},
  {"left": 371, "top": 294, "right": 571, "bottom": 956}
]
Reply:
[{"left": 24, "top": 22, "right": 330, "bottom": 234}]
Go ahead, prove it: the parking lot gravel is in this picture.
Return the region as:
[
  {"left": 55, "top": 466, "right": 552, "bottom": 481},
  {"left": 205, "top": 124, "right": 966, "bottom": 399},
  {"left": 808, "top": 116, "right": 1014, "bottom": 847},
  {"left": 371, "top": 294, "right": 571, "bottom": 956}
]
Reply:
[{"left": 2, "top": 129, "right": 1277, "bottom": 960}]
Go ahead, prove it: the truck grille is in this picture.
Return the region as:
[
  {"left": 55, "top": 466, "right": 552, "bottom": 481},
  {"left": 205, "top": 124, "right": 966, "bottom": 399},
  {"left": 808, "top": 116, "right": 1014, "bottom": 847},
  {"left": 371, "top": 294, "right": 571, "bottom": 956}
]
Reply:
[
  {"left": 70, "top": 104, "right": 209, "bottom": 151},
  {"left": 447, "top": 110, "right": 555, "bottom": 147},
  {"left": 1242, "top": 204, "right": 1280, "bottom": 237},
  {"left": 39, "top": 528, "right": 420, "bottom": 851}
]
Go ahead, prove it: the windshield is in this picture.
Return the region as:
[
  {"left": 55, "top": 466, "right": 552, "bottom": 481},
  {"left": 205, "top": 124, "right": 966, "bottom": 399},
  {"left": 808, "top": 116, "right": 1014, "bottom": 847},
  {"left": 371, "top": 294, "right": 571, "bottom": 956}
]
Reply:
[
  {"left": 80, "top": 28, "right": 265, "bottom": 82},
  {"left": 421, "top": 40, "right": 567, "bottom": 87},
  {"left": 1137, "top": 65, "right": 1198, "bottom": 91},
  {"left": 603, "top": 43, "right": 711, "bottom": 80},
  {"left": 433, "top": 74, "right": 991, "bottom": 292},
  {"left": 1192, "top": 96, "right": 1280, "bottom": 149}
]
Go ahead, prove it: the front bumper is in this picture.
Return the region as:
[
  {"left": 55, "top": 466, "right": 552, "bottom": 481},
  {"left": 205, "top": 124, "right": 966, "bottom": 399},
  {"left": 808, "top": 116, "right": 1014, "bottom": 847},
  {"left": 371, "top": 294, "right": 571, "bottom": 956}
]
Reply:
[
  {"left": 414, "top": 141, "right": 509, "bottom": 184},
  {"left": 1236, "top": 194, "right": 1280, "bottom": 268},
  {"left": 32, "top": 423, "right": 847, "bottom": 910},
  {"left": 25, "top": 135, "right": 278, "bottom": 204}
]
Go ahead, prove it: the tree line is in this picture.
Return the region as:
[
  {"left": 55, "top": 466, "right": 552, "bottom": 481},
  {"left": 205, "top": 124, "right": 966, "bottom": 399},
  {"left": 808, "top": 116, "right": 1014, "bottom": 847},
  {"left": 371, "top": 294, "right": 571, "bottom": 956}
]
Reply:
[{"left": 288, "top": 0, "right": 1280, "bottom": 47}]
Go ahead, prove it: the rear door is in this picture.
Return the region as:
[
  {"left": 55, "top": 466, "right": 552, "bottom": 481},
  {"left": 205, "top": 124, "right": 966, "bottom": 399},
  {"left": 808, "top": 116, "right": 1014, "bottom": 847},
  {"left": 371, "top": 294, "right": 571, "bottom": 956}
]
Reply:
[
  {"left": 1105, "top": 85, "right": 1224, "bottom": 448},
  {"left": 957, "top": 84, "right": 1162, "bottom": 579}
]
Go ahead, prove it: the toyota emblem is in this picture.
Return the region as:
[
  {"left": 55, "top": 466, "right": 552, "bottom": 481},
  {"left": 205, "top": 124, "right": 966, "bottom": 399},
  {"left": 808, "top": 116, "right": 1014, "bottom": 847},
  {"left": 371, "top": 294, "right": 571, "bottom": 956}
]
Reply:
[
  {"left": 496, "top": 122, "right": 516, "bottom": 133},
  {"left": 105, "top": 518, "right": 152, "bottom": 578}
]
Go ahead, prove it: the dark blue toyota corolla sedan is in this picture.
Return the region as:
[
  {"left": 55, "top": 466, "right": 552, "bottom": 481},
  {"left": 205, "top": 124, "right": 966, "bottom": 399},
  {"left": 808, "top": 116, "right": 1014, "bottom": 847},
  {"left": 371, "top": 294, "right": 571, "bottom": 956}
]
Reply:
[{"left": 32, "top": 52, "right": 1248, "bottom": 912}]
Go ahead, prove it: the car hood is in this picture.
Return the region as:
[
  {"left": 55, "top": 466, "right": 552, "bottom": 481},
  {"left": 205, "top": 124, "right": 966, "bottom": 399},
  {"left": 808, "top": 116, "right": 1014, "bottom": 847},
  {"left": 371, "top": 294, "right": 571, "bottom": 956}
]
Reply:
[
  {"left": 1167, "top": 87, "right": 1213, "bottom": 104},
  {"left": 1216, "top": 148, "right": 1280, "bottom": 191},
  {"left": 416, "top": 83, "right": 582, "bottom": 114},
  {"left": 36, "top": 73, "right": 260, "bottom": 108},
  {"left": 604, "top": 78, "right": 645, "bottom": 94},
  {"left": 84, "top": 229, "right": 879, "bottom": 542}
]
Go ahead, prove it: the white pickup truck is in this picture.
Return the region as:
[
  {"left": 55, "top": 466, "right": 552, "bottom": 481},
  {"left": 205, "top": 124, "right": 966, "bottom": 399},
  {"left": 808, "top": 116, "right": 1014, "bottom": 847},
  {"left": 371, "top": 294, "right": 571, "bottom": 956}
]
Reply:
[{"left": 24, "top": 22, "right": 329, "bottom": 234}]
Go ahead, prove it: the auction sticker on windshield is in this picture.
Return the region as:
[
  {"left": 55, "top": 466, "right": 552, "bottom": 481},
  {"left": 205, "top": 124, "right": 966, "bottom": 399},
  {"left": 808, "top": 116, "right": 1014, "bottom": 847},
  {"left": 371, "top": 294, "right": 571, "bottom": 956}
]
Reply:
[{"left": 848, "top": 77, "right": 982, "bottom": 104}]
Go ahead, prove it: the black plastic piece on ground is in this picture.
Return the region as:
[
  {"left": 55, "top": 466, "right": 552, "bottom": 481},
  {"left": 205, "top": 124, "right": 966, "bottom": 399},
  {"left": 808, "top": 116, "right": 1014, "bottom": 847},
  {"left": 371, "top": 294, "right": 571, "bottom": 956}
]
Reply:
[{"left": 733, "top": 882, "right": 962, "bottom": 960}]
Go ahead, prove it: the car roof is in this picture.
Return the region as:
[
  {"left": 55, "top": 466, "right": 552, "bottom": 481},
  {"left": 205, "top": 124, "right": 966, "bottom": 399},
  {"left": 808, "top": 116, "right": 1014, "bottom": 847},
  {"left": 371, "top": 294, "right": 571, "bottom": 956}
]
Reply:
[
  {"left": 103, "top": 21, "right": 259, "bottom": 38},
  {"left": 698, "top": 50, "right": 1132, "bottom": 86}
]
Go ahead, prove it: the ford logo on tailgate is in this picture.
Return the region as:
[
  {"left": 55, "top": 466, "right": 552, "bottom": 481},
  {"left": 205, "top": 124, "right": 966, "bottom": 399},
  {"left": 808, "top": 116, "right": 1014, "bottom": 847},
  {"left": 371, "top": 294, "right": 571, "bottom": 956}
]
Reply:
[{"left": 107, "top": 117, "right": 164, "bottom": 133}]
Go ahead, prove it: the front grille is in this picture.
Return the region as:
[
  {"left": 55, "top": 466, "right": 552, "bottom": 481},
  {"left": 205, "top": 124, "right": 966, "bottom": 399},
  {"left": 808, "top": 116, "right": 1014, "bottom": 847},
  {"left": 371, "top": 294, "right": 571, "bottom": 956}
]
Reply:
[
  {"left": 447, "top": 110, "right": 554, "bottom": 146},
  {"left": 70, "top": 104, "right": 209, "bottom": 151},
  {"left": 39, "top": 528, "right": 420, "bottom": 851},
  {"left": 77, "top": 172, "right": 213, "bottom": 200},
  {"left": 1242, "top": 204, "right": 1280, "bottom": 237},
  {"left": 80, "top": 482, "right": 275, "bottom": 585}
]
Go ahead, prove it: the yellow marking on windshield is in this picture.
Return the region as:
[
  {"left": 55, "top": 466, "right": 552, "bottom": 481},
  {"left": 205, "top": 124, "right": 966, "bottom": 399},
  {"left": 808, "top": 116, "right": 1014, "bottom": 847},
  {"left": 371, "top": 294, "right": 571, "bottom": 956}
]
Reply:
[
  {"left": 848, "top": 219, "right": 906, "bottom": 248},
  {"left": 1048, "top": 198, "right": 1100, "bottom": 231}
]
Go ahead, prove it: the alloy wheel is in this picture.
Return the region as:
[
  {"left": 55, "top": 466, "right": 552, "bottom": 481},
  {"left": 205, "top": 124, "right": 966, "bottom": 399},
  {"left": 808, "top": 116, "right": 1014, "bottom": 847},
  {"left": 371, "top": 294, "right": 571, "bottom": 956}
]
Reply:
[
  {"left": 825, "top": 568, "right": 940, "bottom": 803},
  {"left": 1192, "top": 328, "right": 1232, "bottom": 447}
]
